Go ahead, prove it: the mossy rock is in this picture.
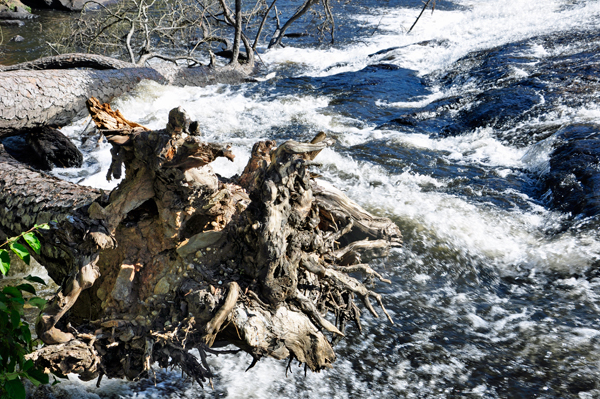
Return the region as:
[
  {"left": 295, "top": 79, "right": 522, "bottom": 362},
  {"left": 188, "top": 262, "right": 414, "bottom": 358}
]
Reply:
[{"left": 0, "top": 0, "right": 32, "bottom": 13}]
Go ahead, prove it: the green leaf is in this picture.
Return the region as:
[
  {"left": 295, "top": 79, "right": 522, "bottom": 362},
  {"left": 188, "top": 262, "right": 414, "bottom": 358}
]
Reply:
[
  {"left": 28, "top": 297, "right": 46, "bottom": 311},
  {"left": 6, "top": 358, "right": 16, "bottom": 373},
  {"left": 0, "top": 301, "right": 8, "bottom": 312},
  {"left": 51, "top": 370, "right": 68, "bottom": 380},
  {"left": 24, "top": 275, "right": 46, "bottom": 285},
  {"left": 22, "top": 232, "right": 41, "bottom": 255},
  {"left": 5, "top": 372, "right": 19, "bottom": 381},
  {"left": 15, "top": 284, "right": 36, "bottom": 296},
  {"left": 0, "top": 249, "right": 10, "bottom": 276},
  {"left": 4, "top": 377, "right": 26, "bottom": 399},
  {"left": 9, "top": 297, "right": 25, "bottom": 306},
  {"left": 26, "top": 368, "right": 49, "bottom": 385},
  {"left": 20, "top": 325, "right": 31, "bottom": 345},
  {"left": 10, "top": 309, "right": 21, "bottom": 329},
  {"left": 34, "top": 223, "right": 50, "bottom": 230},
  {"left": 9, "top": 243, "right": 30, "bottom": 266},
  {"left": 22, "top": 359, "right": 34, "bottom": 372},
  {"left": 0, "top": 311, "right": 9, "bottom": 328},
  {"left": 2, "top": 287, "right": 22, "bottom": 299}
]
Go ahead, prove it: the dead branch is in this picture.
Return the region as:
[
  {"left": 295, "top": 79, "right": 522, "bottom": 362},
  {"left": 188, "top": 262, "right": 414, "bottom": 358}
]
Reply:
[
  {"left": 7, "top": 100, "right": 402, "bottom": 388},
  {"left": 407, "top": 0, "right": 437, "bottom": 34}
]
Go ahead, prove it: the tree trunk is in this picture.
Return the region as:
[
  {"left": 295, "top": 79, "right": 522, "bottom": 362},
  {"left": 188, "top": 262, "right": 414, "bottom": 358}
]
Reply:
[
  {"left": 2, "top": 99, "right": 401, "bottom": 387},
  {"left": 0, "top": 54, "right": 255, "bottom": 135}
]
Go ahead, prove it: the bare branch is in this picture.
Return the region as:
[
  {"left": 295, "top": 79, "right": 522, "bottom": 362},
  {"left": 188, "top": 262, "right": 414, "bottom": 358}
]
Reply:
[
  {"left": 252, "top": 0, "right": 277, "bottom": 50},
  {"left": 268, "top": 0, "right": 319, "bottom": 49},
  {"left": 407, "top": 0, "right": 436, "bottom": 34}
]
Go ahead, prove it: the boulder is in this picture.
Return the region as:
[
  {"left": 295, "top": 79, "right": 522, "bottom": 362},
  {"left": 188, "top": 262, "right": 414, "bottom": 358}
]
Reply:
[
  {"left": 20, "top": 0, "right": 113, "bottom": 11},
  {"left": 26, "top": 127, "right": 83, "bottom": 170}
]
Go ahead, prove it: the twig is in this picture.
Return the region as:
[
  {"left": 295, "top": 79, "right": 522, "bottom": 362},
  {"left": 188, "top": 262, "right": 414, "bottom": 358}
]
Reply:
[
  {"left": 252, "top": 0, "right": 278, "bottom": 50},
  {"left": 407, "top": 0, "right": 436, "bottom": 34}
]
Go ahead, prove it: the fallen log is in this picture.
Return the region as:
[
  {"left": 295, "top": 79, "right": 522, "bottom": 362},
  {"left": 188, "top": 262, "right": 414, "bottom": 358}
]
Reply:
[
  {"left": 0, "top": 53, "right": 255, "bottom": 135},
  {"left": 1, "top": 99, "right": 401, "bottom": 386}
]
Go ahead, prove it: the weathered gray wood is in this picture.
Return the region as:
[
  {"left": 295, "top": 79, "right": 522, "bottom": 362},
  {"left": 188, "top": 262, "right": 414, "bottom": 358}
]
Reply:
[
  {"left": 0, "top": 68, "right": 165, "bottom": 133},
  {"left": 0, "top": 55, "right": 254, "bottom": 134},
  {"left": 0, "top": 145, "right": 113, "bottom": 344},
  {"left": 3, "top": 103, "right": 401, "bottom": 388}
]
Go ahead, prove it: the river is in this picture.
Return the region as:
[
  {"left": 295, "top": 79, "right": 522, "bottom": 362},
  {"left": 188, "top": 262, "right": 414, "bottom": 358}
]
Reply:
[{"left": 9, "top": 0, "right": 600, "bottom": 397}]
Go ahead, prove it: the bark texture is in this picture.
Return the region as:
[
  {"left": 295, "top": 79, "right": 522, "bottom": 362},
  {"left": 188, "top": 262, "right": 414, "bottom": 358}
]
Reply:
[
  {"left": 0, "top": 54, "right": 254, "bottom": 134},
  {"left": 1, "top": 99, "right": 401, "bottom": 387}
]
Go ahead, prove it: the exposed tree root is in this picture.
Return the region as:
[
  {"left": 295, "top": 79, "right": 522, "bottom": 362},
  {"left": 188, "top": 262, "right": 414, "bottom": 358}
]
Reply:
[{"left": 1, "top": 98, "right": 402, "bottom": 387}]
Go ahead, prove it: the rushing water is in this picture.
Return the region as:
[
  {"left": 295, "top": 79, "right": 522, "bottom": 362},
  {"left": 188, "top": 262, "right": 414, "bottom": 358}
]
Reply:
[{"left": 15, "top": 0, "right": 600, "bottom": 397}]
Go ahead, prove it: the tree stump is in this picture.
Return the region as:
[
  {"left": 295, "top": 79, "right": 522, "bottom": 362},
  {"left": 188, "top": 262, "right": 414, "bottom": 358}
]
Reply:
[{"left": 1, "top": 98, "right": 402, "bottom": 386}]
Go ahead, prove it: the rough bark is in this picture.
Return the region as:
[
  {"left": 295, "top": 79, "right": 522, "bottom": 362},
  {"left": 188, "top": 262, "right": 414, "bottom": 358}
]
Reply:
[
  {"left": 0, "top": 99, "right": 402, "bottom": 387},
  {"left": 0, "top": 54, "right": 135, "bottom": 72},
  {"left": 0, "top": 54, "right": 255, "bottom": 134}
]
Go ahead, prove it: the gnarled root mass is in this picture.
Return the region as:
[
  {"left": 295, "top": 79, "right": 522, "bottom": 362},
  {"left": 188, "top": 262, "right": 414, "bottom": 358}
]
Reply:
[{"left": 17, "top": 98, "right": 401, "bottom": 386}]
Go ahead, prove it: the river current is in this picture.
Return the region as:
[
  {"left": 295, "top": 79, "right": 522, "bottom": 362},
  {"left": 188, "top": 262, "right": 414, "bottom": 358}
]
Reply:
[{"left": 11, "top": 0, "right": 600, "bottom": 397}]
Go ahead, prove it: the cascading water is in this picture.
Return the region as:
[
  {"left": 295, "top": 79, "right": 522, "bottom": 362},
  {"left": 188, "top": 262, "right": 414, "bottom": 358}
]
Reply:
[{"left": 27, "top": 0, "right": 600, "bottom": 397}]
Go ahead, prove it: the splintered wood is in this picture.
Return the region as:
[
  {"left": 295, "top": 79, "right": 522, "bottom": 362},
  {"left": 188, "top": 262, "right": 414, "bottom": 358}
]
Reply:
[
  {"left": 86, "top": 97, "right": 149, "bottom": 144},
  {"left": 10, "top": 101, "right": 402, "bottom": 388}
]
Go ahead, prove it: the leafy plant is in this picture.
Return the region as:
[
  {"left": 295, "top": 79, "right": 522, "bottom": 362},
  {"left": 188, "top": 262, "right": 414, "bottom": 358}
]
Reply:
[{"left": 0, "top": 225, "right": 52, "bottom": 399}]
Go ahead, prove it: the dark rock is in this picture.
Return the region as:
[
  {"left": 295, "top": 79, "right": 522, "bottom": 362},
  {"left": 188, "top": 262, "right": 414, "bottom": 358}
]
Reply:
[
  {"left": 0, "top": 128, "right": 83, "bottom": 170},
  {"left": 542, "top": 124, "right": 600, "bottom": 217},
  {"left": 214, "top": 49, "right": 248, "bottom": 61},
  {"left": 0, "top": 9, "right": 36, "bottom": 19},
  {"left": 283, "top": 32, "right": 309, "bottom": 38},
  {"left": 0, "top": 19, "right": 24, "bottom": 26},
  {"left": 26, "top": 127, "right": 83, "bottom": 170},
  {"left": 368, "top": 46, "right": 401, "bottom": 58},
  {"left": 441, "top": 86, "right": 541, "bottom": 136},
  {"left": 567, "top": 373, "right": 597, "bottom": 394},
  {"left": 0, "top": 135, "right": 46, "bottom": 169},
  {"left": 20, "top": 0, "right": 114, "bottom": 11}
]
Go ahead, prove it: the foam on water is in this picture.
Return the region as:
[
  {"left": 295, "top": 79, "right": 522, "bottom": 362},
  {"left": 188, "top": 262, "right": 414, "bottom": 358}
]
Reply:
[
  {"left": 41, "top": 0, "right": 600, "bottom": 396},
  {"left": 111, "top": 81, "right": 331, "bottom": 139},
  {"left": 356, "top": 0, "right": 600, "bottom": 74},
  {"left": 258, "top": 0, "right": 600, "bottom": 81},
  {"left": 312, "top": 145, "right": 600, "bottom": 275},
  {"left": 57, "top": 53, "right": 600, "bottom": 276}
]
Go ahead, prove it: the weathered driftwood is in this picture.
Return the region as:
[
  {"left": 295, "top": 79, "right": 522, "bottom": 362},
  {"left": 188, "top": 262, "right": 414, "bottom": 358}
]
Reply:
[
  {"left": 1, "top": 99, "right": 401, "bottom": 387},
  {"left": 0, "top": 53, "right": 255, "bottom": 134}
]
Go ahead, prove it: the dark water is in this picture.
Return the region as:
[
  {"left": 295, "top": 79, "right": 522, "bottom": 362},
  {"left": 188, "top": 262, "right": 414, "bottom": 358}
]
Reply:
[
  {"left": 10, "top": 0, "right": 600, "bottom": 397},
  {"left": 0, "top": 9, "right": 72, "bottom": 64}
]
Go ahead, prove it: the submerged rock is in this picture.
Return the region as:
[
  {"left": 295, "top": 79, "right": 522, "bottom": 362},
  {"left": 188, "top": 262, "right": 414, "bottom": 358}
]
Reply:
[{"left": 542, "top": 124, "right": 600, "bottom": 217}]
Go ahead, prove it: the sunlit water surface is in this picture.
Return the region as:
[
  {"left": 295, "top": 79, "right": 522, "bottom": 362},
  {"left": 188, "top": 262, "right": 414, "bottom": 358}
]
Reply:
[{"left": 20, "top": 0, "right": 600, "bottom": 397}]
